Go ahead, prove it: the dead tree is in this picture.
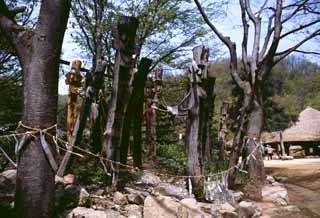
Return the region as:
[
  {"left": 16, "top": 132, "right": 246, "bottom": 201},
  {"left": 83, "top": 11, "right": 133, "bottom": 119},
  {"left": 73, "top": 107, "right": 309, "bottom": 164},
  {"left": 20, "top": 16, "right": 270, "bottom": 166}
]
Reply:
[
  {"left": 0, "top": 1, "right": 71, "bottom": 217},
  {"left": 194, "top": 0, "right": 320, "bottom": 189},
  {"left": 218, "top": 102, "right": 229, "bottom": 161},
  {"left": 120, "top": 58, "right": 152, "bottom": 169},
  {"left": 103, "top": 16, "right": 139, "bottom": 187}
]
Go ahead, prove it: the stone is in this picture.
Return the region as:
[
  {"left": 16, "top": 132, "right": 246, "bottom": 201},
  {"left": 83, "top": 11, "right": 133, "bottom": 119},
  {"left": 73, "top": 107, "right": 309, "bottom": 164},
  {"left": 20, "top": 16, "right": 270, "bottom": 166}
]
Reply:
[
  {"left": 179, "top": 198, "right": 211, "bottom": 218},
  {"left": 155, "top": 183, "right": 190, "bottom": 200},
  {"left": 222, "top": 211, "right": 238, "bottom": 218},
  {"left": 237, "top": 201, "right": 262, "bottom": 218},
  {"left": 124, "top": 204, "right": 142, "bottom": 218},
  {"left": 58, "top": 185, "right": 91, "bottom": 208},
  {"left": 124, "top": 187, "right": 150, "bottom": 198},
  {"left": 95, "top": 189, "right": 106, "bottom": 196},
  {"left": 264, "top": 205, "right": 300, "bottom": 216},
  {"left": 266, "top": 176, "right": 275, "bottom": 184},
  {"left": 105, "top": 209, "right": 126, "bottom": 218},
  {"left": 274, "top": 176, "right": 288, "bottom": 183},
  {"left": 0, "top": 169, "right": 16, "bottom": 185},
  {"left": 63, "top": 207, "right": 124, "bottom": 218},
  {"left": 63, "top": 174, "right": 76, "bottom": 185},
  {"left": 230, "top": 191, "right": 244, "bottom": 202},
  {"left": 113, "top": 191, "right": 128, "bottom": 205},
  {"left": 128, "top": 193, "right": 144, "bottom": 205},
  {"left": 135, "top": 171, "right": 161, "bottom": 186},
  {"left": 144, "top": 195, "right": 180, "bottom": 218},
  {"left": 219, "top": 202, "right": 236, "bottom": 213},
  {"left": 262, "top": 185, "right": 289, "bottom": 206},
  {"left": 243, "top": 181, "right": 263, "bottom": 201}
]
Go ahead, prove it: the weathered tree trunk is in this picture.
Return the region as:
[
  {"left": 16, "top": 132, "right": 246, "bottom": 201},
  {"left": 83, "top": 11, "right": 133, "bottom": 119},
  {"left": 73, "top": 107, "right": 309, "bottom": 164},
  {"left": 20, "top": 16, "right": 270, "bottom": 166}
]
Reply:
[
  {"left": 227, "top": 93, "right": 251, "bottom": 188},
  {"left": 185, "top": 46, "right": 211, "bottom": 198},
  {"left": 246, "top": 95, "right": 265, "bottom": 182},
  {"left": 103, "top": 16, "right": 139, "bottom": 187},
  {"left": 0, "top": 1, "right": 72, "bottom": 217},
  {"left": 145, "top": 68, "right": 162, "bottom": 161},
  {"left": 201, "top": 77, "right": 215, "bottom": 163},
  {"left": 145, "top": 104, "right": 157, "bottom": 161},
  {"left": 218, "top": 102, "right": 229, "bottom": 161},
  {"left": 120, "top": 58, "right": 152, "bottom": 168}
]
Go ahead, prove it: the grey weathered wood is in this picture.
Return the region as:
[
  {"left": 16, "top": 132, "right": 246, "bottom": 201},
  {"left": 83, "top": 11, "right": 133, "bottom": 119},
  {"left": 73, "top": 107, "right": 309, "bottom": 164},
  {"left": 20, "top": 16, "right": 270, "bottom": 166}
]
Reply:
[
  {"left": 103, "top": 16, "right": 139, "bottom": 187},
  {"left": 120, "top": 58, "right": 152, "bottom": 169},
  {"left": 218, "top": 102, "right": 229, "bottom": 161},
  {"left": 185, "top": 45, "right": 213, "bottom": 198},
  {"left": 279, "top": 131, "right": 287, "bottom": 157}
]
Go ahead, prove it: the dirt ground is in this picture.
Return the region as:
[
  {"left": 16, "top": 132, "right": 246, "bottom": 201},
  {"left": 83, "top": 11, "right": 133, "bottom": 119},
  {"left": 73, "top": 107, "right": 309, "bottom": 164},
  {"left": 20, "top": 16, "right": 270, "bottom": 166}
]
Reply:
[{"left": 265, "top": 158, "right": 320, "bottom": 218}]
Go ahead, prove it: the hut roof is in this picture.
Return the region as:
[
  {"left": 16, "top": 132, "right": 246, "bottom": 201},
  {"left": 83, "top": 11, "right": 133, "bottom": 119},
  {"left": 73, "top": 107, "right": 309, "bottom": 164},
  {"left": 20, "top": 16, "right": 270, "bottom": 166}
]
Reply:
[{"left": 262, "top": 107, "right": 320, "bottom": 143}]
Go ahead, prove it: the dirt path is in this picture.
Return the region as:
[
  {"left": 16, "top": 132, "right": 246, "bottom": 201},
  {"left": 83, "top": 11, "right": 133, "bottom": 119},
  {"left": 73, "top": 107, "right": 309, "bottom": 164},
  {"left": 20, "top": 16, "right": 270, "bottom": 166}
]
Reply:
[{"left": 265, "top": 158, "right": 320, "bottom": 218}]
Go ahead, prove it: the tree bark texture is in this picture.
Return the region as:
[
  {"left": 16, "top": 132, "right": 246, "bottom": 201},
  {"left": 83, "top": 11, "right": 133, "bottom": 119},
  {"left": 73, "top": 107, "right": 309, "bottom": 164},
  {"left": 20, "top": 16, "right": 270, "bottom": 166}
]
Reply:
[
  {"left": 184, "top": 45, "right": 215, "bottom": 198},
  {"left": 103, "top": 16, "right": 139, "bottom": 187},
  {"left": 0, "top": 1, "right": 71, "bottom": 217},
  {"left": 218, "top": 102, "right": 229, "bottom": 161},
  {"left": 145, "top": 68, "right": 162, "bottom": 161},
  {"left": 120, "top": 58, "right": 152, "bottom": 168}
]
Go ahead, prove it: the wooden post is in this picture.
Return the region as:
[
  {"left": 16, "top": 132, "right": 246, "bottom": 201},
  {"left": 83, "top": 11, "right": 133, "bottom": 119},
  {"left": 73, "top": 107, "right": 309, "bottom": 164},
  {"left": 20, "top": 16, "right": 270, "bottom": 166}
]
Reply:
[
  {"left": 57, "top": 61, "right": 106, "bottom": 177},
  {"left": 103, "top": 16, "right": 139, "bottom": 187},
  {"left": 185, "top": 45, "right": 210, "bottom": 198},
  {"left": 145, "top": 68, "right": 162, "bottom": 161},
  {"left": 120, "top": 58, "right": 152, "bottom": 168},
  {"left": 65, "top": 60, "right": 82, "bottom": 143},
  {"left": 218, "top": 102, "right": 229, "bottom": 161},
  {"left": 279, "top": 131, "right": 287, "bottom": 157},
  {"left": 201, "top": 76, "right": 215, "bottom": 163}
]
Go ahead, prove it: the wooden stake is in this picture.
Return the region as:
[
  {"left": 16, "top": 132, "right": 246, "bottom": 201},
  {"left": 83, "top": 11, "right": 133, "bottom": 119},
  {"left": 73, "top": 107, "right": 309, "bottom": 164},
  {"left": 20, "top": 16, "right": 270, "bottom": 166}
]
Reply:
[{"left": 65, "top": 60, "right": 82, "bottom": 143}]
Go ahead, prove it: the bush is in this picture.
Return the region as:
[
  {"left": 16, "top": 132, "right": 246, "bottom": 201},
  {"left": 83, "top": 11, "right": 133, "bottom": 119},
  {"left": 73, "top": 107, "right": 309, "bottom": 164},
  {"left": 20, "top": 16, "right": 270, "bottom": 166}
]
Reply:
[{"left": 157, "top": 143, "right": 186, "bottom": 175}]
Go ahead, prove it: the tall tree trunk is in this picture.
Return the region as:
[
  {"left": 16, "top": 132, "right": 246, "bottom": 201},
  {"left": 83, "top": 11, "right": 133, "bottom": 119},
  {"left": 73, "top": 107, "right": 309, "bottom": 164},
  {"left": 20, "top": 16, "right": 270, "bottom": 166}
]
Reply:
[
  {"left": 227, "top": 93, "right": 251, "bottom": 188},
  {"left": 3, "top": 1, "right": 72, "bottom": 217},
  {"left": 246, "top": 95, "right": 265, "bottom": 182}
]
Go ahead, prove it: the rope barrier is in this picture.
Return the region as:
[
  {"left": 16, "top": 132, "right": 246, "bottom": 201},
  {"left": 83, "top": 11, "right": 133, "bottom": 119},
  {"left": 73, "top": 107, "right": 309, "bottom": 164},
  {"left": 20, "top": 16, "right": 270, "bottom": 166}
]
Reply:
[{"left": 0, "top": 121, "right": 263, "bottom": 180}]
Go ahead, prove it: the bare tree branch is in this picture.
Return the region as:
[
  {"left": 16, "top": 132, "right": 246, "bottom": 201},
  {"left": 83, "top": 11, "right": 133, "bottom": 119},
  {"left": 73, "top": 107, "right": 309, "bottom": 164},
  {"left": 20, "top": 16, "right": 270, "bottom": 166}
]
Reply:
[
  {"left": 239, "top": 0, "right": 249, "bottom": 73},
  {"left": 294, "top": 49, "right": 320, "bottom": 55},
  {"left": 280, "top": 19, "right": 320, "bottom": 39},
  {"left": 194, "top": 0, "right": 245, "bottom": 89},
  {"left": 274, "top": 29, "right": 320, "bottom": 64},
  {"left": 259, "top": 15, "right": 274, "bottom": 59},
  {"left": 262, "top": 0, "right": 282, "bottom": 69}
]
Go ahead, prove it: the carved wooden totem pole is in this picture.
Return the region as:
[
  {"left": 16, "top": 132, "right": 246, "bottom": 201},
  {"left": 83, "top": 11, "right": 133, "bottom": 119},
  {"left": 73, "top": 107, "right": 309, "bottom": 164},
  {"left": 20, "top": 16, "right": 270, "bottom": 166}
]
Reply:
[{"left": 65, "top": 60, "right": 82, "bottom": 143}]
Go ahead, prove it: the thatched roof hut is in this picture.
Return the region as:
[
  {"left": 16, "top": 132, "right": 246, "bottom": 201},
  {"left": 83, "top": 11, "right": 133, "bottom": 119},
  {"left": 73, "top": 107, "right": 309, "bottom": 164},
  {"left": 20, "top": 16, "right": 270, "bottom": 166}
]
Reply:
[{"left": 262, "top": 107, "right": 320, "bottom": 144}]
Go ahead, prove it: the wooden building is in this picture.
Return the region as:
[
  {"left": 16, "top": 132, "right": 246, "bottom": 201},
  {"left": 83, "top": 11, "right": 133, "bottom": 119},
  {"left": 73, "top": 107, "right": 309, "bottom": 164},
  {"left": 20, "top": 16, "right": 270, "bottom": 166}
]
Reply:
[{"left": 262, "top": 107, "right": 320, "bottom": 157}]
